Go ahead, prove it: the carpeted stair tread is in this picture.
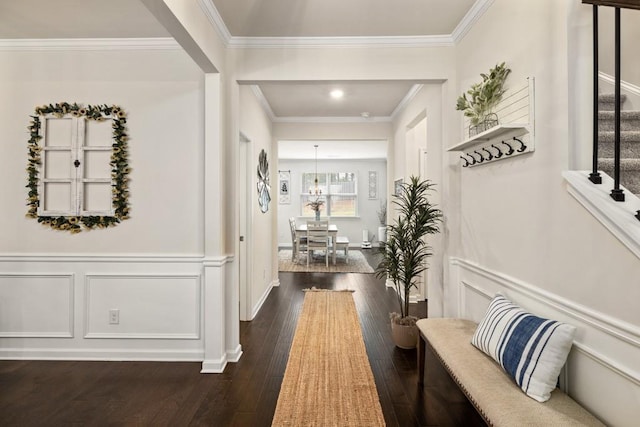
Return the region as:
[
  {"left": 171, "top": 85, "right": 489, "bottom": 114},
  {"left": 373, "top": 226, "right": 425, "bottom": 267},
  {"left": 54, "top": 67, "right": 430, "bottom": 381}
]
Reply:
[
  {"left": 599, "top": 158, "right": 640, "bottom": 170},
  {"left": 599, "top": 110, "right": 640, "bottom": 120},
  {"left": 599, "top": 141, "right": 640, "bottom": 158},
  {"left": 598, "top": 130, "right": 640, "bottom": 143},
  {"left": 598, "top": 93, "right": 627, "bottom": 111},
  {"left": 598, "top": 111, "right": 640, "bottom": 132}
]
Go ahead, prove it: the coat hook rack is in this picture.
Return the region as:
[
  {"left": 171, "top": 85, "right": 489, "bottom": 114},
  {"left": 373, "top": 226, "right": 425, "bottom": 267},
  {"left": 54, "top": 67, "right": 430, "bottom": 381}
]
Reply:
[
  {"left": 491, "top": 144, "right": 504, "bottom": 158},
  {"left": 460, "top": 156, "right": 470, "bottom": 167},
  {"left": 513, "top": 136, "right": 527, "bottom": 152},
  {"left": 482, "top": 147, "right": 494, "bottom": 161},
  {"left": 501, "top": 140, "right": 515, "bottom": 155},
  {"left": 466, "top": 153, "right": 477, "bottom": 165},
  {"left": 474, "top": 150, "right": 485, "bottom": 163}
]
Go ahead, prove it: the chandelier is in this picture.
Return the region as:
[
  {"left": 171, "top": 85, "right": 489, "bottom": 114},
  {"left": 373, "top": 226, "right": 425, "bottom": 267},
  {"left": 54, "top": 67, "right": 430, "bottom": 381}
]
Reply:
[{"left": 309, "top": 144, "right": 322, "bottom": 196}]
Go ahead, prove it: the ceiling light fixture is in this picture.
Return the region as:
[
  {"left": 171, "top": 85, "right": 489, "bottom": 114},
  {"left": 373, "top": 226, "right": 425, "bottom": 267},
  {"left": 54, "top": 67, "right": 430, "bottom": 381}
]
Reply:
[
  {"left": 309, "top": 144, "right": 322, "bottom": 196},
  {"left": 330, "top": 89, "right": 344, "bottom": 99}
]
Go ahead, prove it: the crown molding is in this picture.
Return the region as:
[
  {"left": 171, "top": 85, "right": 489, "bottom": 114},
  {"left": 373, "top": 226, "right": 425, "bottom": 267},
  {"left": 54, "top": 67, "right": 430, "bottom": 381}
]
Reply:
[
  {"left": 227, "top": 35, "right": 454, "bottom": 49},
  {"left": 0, "top": 38, "right": 180, "bottom": 51},
  {"left": 198, "top": 0, "right": 493, "bottom": 48},
  {"left": 250, "top": 85, "right": 277, "bottom": 121},
  {"left": 197, "top": 0, "right": 232, "bottom": 45},
  {"left": 391, "top": 84, "right": 424, "bottom": 120},
  {"left": 272, "top": 116, "right": 392, "bottom": 124},
  {"left": 451, "top": 0, "right": 495, "bottom": 43}
]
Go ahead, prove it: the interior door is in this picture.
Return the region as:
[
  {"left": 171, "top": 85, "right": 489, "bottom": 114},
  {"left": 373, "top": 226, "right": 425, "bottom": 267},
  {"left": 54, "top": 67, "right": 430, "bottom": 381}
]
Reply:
[{"left": 239, "top": 132, "right": 251, "bottom": 321}]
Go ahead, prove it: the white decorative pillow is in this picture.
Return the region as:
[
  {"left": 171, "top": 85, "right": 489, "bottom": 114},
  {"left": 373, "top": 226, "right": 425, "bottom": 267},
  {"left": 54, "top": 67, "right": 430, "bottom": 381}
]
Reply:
[{"left": 471, "top": 294, "right": 576, "bottom": 402}]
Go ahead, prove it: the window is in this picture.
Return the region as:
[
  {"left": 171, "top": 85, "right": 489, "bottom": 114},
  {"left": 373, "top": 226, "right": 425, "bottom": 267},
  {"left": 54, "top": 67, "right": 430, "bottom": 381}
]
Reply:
[
  {"left": 39, "top": 116, "right": 114, "bottom": 216},
  {"left": 301, "top": 172, "right": 357, "bottom": 217},
  {"left": 26, "top": 102, "right": 130, "bottom": 233}
]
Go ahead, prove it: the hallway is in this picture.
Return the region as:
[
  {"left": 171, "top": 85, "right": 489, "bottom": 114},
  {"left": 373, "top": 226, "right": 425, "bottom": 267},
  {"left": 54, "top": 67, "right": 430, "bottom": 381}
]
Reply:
[{"left": 0, "top": 271, "right": 483, "bottom": 426}]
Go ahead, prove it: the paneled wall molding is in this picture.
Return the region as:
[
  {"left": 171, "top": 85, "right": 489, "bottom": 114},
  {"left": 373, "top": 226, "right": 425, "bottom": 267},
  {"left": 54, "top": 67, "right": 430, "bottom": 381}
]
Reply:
[
  {"left": 203, "top": 255, "right": 234, "bottom": 267},
  {"left": 450, "top": 256, "right": 640, "bottom": 424},
  {"left": 450, "top": 257, "right": 640, "bottom": 347},
  {"left": 0, "top": 273, "right": 74, "bottom": 338},
  {"left": 84, "top": 273, "right": 201, "bottom": 340}
]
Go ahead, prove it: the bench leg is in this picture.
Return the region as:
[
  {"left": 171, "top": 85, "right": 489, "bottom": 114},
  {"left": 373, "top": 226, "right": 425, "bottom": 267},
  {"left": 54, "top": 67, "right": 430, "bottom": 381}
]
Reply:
[{"left": 418, "top": 333, "right": 425, "bottom": 386}]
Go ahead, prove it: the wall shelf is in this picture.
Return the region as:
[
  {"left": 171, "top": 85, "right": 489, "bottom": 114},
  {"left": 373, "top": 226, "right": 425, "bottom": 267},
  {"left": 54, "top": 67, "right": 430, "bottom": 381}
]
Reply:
[
  {"left": 449, "top": 77, "right": 535, "bottom": 168},
  {"left": 448, "top": 124, "right": 530, "bottom": 152}
]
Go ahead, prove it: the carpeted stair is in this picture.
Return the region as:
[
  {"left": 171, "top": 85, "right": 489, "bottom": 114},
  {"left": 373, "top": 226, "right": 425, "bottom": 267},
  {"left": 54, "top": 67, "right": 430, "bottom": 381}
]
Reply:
[{"left": 598, "top": 93, "right": 640, "bottom": 196}]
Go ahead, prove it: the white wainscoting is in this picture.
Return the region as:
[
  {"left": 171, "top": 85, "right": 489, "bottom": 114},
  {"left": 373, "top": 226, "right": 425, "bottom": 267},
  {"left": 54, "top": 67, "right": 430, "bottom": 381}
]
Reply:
[
  {"left": 84, "top": 274, "right": 201, "bottom": 339},
  {"left": 449, "top": 257, "right": 640, "bottom": 427},
  {"left": 0, "top": 254, "right": 207, "bottom": 362},
  {"left": 0, "top": 273, "right": 74, "bottom": 337}
]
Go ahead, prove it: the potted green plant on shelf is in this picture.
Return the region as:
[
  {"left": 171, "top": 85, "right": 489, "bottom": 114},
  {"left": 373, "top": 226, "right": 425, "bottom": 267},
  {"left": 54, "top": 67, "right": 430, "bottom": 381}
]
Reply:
[
  {"left": 375, "top": 176, "right": 442, "bottom": 349},
  {"left": 456, "top": 62, "right": 511, "bottom": 136}
]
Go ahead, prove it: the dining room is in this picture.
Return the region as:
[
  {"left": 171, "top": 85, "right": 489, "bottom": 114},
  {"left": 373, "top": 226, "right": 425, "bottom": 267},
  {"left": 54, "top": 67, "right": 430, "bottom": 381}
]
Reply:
[{"left": 277, "top": 140, "right": 387, "bottom": 273}]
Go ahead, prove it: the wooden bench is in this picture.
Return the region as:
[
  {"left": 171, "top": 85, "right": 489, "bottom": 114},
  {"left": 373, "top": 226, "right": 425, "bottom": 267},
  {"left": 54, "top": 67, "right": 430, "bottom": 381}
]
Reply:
[{"left": 417, "top": 318, "right": 605, "bottom": 426}]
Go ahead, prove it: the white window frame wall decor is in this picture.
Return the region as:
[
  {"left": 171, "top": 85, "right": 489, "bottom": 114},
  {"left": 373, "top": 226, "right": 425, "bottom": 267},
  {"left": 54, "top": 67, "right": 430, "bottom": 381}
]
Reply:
[
  {"left": 26, "top": 102, "right": 131, "bottom": 233},
  {"left": 300, "top": 172, "right": 358, "bottom": 217}
]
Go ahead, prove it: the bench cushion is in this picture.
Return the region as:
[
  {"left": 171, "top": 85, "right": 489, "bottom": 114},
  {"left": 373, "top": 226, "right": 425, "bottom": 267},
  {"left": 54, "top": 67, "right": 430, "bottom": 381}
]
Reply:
[
  {"left": 417, "top": 318, "right": 605, "bottom": 426},
  {"left": 471, "top": 294, "right": 576, "bottom": 402}
]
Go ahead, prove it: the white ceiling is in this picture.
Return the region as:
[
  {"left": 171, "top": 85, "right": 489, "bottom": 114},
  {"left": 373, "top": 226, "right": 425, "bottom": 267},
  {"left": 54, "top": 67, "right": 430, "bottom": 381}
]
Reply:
[
  {"left": 279, "top": 140, "right": 387, "bottom": 160},
  {"left": 210, "top": 0, "right": 476, "bottom": 38},
  {"left": 0, "top": 0, "right": 478, "bottom": 155}
]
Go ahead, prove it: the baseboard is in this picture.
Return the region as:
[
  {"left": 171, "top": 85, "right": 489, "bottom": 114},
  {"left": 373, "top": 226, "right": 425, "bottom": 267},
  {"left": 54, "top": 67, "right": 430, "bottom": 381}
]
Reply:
[
  {"left": 201, "top": 355, "right": 227, "bottom": 373},
  {"left": 251, "top": 281, "right": 275, "bottom": 320},
  {"left": 226, "top": 344, "right": 243, "bottom": 363}
]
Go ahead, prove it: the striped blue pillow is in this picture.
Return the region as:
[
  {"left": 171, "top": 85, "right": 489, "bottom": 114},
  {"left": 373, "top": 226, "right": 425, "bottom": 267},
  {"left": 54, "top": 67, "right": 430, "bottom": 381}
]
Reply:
[{"left": 471, "top": 294, "right": 576, "bottom": 402}]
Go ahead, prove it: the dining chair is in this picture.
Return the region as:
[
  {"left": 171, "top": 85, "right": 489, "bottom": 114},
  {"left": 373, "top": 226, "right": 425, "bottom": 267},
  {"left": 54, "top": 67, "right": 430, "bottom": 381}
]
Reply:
[
  {"left": 306, "top": 220, "right": 330, "bottom": 267},
  {"left": 289, "top": 217, "right": 307, "bottom": 263}
]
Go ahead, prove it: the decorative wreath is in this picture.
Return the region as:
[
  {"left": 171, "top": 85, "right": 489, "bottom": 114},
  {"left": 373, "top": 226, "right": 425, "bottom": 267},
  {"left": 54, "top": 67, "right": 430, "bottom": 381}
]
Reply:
[{"left": 26, "top": 102, "right": 130, "bottom": 233}]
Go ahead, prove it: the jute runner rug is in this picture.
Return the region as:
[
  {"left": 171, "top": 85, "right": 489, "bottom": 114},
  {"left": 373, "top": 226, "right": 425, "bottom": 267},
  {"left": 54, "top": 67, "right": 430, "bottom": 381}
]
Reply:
[{"left": 271, "top": 289, "right": 385, "bottom": 426}]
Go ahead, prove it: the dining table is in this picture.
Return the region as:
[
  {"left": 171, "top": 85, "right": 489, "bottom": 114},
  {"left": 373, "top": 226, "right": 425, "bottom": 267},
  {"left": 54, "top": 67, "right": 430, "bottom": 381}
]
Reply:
[{"left": 294, "top": 223, "right": 338, "bottom": 265}]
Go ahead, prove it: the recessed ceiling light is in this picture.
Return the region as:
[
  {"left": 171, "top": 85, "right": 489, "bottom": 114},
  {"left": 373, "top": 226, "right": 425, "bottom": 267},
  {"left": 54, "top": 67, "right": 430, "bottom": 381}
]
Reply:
[
  {"left": 330, "top": 89, "right": 344, "bottom": 99},
  {"left": 361, "top": 112, "right": 370, "bottom": 118}
]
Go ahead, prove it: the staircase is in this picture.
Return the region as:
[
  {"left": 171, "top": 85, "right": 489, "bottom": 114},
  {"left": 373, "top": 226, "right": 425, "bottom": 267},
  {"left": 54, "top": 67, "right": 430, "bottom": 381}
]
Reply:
[{"left": 598, "top": 93, "right": 640, "bottom": 196}]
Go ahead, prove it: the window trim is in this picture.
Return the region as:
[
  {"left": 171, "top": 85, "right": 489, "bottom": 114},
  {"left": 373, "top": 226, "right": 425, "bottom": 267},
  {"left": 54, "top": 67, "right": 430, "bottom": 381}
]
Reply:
[{"left": 300, "top": 172, "right": 358, "bottom": 217}]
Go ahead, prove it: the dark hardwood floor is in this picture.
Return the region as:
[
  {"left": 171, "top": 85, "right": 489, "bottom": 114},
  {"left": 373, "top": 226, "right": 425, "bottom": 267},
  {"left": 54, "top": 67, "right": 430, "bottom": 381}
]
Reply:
[{"left": 0, "top": 257, "right": 484, "bottom": 426}]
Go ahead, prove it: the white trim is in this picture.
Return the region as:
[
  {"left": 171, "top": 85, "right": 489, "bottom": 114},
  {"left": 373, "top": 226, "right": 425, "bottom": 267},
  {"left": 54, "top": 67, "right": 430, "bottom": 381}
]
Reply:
[
  {"left": 197, "top": 0, "right": 232, "bottom": 45},
  {"left": 450, "top": 257, "right": 640, "bottom": 348},
  {"left": 83, "top": 273, "right": 202, "bottom": 340},
  {"left": 0, "top": 38, "right": 179, "bottom": 51},
  {"left": 226, "top": 345, "right": 243, "bottom": 363},
  {"left": 563, "top": 170, "right": 640, "bottom": 260},
  {"left": 250, "top": 85, "right": 277, "bottom": 121},
  {"left": 0, "top": 253, "right": 205, "bottom": 263},
  {"left": 273, "top": 115, "right": 392, "bottom": 124},
  {"left": 201, "top": 355, "right": 228, "bottom": 373},
  {"left": 227, "top": 35, "right": 454, "bottom": 49},
  {"left": 251, "top": 281, "right": 276, "bottom": 320},
  {"left": 573, "top": 343, "right": 640, "bottom": 387},
  {"left": 198, "top": 0, "right": 491, "bottom": 49},
  {"left": 451, "top": 258, "right": 640, "bottom": 392},
  {"left": 599, "top": 72, "right": 640, "bottom": 99},
  {"left": 451, "top": 0, "right": 495, "bottom": 43},
  {"left": 0, "top": 273, "right": 75, "bottom": 338},
  {"left": 391, "top": 84, "right": 424, "bottom": 120},
  {"left": 0, "top": 348, "right": 204, "bottom": 362}
]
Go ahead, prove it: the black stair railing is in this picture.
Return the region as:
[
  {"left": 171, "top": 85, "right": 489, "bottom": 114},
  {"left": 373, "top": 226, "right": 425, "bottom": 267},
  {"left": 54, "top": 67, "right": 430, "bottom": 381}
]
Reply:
[
  {"left": 588, "top": 4, "right": 602, "bottom": 185},
  {"left": 584, "top": 1, "right": 640, "bottom": 221}
]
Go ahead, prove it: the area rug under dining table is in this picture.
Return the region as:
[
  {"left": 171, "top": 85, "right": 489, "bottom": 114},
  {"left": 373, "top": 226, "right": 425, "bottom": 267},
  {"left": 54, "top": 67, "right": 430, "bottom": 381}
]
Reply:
[
  {"left": 278, "top": 249, "right": 375, "bottom": 273},
  {"left": 271, "top": 288, "right": 385, "bottom": 426}
]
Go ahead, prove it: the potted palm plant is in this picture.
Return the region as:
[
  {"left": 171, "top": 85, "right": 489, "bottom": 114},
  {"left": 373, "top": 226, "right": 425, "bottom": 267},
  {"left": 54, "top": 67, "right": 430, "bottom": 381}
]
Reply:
[{"left": 375, "top": 176, "right": 442, "bottom": 349}]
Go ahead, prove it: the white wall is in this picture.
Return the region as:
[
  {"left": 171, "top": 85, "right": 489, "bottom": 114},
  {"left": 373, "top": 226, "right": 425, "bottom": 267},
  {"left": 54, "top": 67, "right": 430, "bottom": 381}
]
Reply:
[
  {"left": 392, "top": 84, "right": 447, "bottom": 309},
  {"left": 239, "top": 85, "right": 276, "bottom": 318},
  {"left": 449, "top": 1, "right": 640, "bottom": 424},
  {"left": 0, "top": 47, "right": 207, "bottom": 361},
  {"left": 277, "top": 158, "right": 387, "bottom": 247}
]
